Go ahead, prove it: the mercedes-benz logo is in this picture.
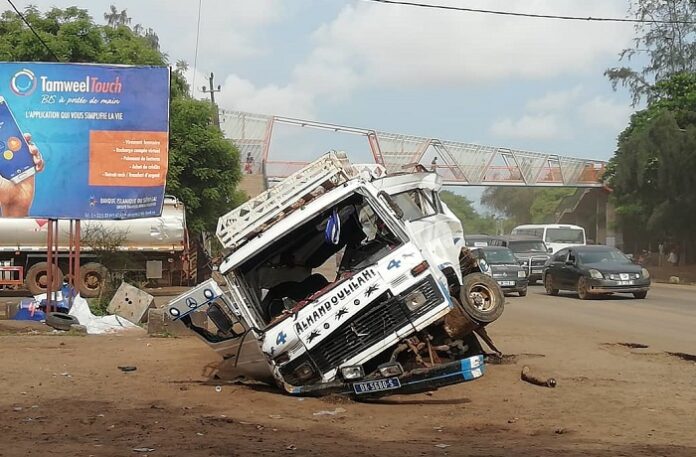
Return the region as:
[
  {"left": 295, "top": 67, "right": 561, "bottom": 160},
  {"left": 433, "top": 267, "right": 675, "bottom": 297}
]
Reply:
[
  {"left": 350, "top": 323, "right": 369, "bottom": 338},
  {"left": 186, "top": 297, "right": 198, "bottom": 308}
]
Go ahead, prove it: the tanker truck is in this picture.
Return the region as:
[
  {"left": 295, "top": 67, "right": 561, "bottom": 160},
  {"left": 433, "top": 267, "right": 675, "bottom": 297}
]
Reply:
[{"left": 0, "top": 196, "right": 190, "bottom": 297}]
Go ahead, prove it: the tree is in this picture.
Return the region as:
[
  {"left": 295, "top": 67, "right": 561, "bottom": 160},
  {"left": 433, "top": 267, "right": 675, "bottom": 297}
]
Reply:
[
  {"left": 0, "top": 5, "right": 243, "bottom": 235},
  {"left": 605, "top": 73, "right": 696, "bottom": 262},
  {"left": 480, "top": 187, "right": 573, "bottom": 227},
  {"left": 439, "top": 191, "right": 497, "bottom": 235},
  {"left": 104, "top": 5, "right": 130, "bottom": 28},
  {"left": 168, "top": 97, "right": 244, "bottom": 233},
  {"left": 606, "top": 0, "right": 696, "bottom": 105}
]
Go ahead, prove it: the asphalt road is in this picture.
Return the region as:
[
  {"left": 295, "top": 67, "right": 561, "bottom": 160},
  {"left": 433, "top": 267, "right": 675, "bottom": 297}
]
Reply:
[{"left": 497, "top": 282, "right": 696, "bottom": 355}]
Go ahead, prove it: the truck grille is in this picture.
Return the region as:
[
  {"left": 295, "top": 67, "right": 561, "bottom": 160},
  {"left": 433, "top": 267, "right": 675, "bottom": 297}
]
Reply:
[
  {"left": 530, "top": 257, "right": 548, "bottom": 267},
  {"left": 309, "top": 275, "right": 442, "bottom": 375}
]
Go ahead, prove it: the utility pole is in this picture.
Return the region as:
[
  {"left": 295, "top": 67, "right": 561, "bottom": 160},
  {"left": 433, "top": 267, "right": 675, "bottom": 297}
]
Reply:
[{"left": 201, "top": 72, "right": 221, "bottom": 128}]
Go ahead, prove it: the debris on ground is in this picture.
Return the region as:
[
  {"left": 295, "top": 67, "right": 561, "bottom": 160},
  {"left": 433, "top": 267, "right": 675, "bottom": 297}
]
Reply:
[
  {"left": 118, "top": 366, "right": 137, "bottom": 372},
  {"left": 521, "top": 365, "right": 557, "bottom": 388},
  {"left": 132, "top": 447, "right": 155, "bottom": 452},
  {"left": 312, "top": 408, "right": 346, "bottom": 416},
  {"left": 108, "top": 282, "right": 156, "bottom": 324}
]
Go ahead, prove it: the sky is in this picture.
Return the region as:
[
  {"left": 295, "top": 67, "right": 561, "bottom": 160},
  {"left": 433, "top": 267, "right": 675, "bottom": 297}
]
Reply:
[{"left": 23, "top": 0, "right": 640, "bottom": 206}]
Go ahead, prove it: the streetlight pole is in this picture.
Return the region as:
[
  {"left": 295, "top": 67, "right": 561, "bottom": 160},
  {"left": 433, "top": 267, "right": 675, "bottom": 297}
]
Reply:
[{"left": 201, "top": 72, "right": 221, "bottom": 129}]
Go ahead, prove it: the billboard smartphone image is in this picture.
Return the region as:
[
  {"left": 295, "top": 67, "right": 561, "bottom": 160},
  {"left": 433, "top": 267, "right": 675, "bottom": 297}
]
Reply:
[
  {"left": 0, "top": 63, "right": 170, "bottom": 220},
  {"left": 0, "top": 96, "right": 36, "bottom": 183}
]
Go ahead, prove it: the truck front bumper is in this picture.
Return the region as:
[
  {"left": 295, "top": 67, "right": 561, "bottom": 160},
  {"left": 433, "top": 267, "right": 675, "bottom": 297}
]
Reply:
[{"left": 283, "top": 355, "right": 485, "bottom": 398}]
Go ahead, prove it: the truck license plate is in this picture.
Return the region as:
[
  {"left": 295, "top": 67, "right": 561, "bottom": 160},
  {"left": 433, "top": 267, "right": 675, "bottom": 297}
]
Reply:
[
  {"left": 532, "top": 269, "right": 543, "bottom": 274},
  {"left": 617, "top": 280, "right": 634, "bottom": 286},
  {"left": 353, "top": 378, "right": 401, "bottom": 394},
  {"left": 498, "top": 281, "right": 515, "bottom": 286}
]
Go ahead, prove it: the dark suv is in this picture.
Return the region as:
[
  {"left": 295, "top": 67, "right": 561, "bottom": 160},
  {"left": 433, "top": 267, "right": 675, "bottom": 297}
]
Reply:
[{"left": 489, "top": 236, "right": 550, "bottom": 284}]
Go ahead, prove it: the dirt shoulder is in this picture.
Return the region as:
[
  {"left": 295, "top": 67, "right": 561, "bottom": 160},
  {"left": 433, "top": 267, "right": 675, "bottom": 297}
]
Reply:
[{"left": 0, "top": 302, "right": 694, "bottom": 457}]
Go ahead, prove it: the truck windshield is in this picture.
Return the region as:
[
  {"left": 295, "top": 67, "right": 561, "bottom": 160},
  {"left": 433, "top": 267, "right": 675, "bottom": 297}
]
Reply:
[
  {"left": 508, "top": 241, "right": 547, "bottom": 253},
  {"left": 545, "top": 228, "right": 584, "bottom": 244}
]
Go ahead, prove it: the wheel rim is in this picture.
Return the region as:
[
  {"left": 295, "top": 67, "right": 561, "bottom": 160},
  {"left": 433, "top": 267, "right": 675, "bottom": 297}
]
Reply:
[
  {"left": 468, "top": 283, "right": 495, "bottom": 312},
  {"left": 83, "top": 272, "right": 103, "bottom": 291},
  {"left": 37, "top": 272, "right": 48, "bottom": 288},
  {"left": 545, "top": 275, "right": 553, "bottom": 293},
  {"left": 578, "top": 277, "right": 587, "bottom": 297}
]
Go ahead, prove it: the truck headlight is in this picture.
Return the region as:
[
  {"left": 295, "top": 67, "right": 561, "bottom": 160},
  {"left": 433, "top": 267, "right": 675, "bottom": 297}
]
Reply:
[
  {"left": 293, "top": 362, "right": 316, "bottom": 383},
  {"left": 378, "top": 362, "right": 403, "bottom": 377},
  {"left": 404, "top": 290, "right": 427, "bottom": 311},
  {"left": 641, "top": 268, "right": 650, "bottom": 279},
  {"left": 478, "top": 259, "right": 489, "bottom": 272},
  {"left": 588, "top": 269, "right": 603, "bottom": 279},
  {"left": 517, "top": 270, "right": 526, "bottom": 278},
  {"left": 341, "top": 365, "right": 364, "bottom": 380}
]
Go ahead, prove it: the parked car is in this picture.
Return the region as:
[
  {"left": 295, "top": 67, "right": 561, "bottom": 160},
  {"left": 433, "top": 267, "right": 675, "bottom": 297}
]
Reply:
[
  {"left": 470, "top": 246, "right": 528, "bottom": 296},
  {"left": 543, "top": 245, "right": 650, "bottom": 300},
  {"left": 489, "top": 235, "right": 550, "bottom": 284}
]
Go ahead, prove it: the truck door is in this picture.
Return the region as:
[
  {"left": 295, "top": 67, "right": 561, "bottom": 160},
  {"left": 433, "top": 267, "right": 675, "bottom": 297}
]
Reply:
[
  {"left": 389, "top": 192, "right": 462, "bottom": 279},
  {"left": 166, "top": 279, "right": 272, "bottom": 381}
]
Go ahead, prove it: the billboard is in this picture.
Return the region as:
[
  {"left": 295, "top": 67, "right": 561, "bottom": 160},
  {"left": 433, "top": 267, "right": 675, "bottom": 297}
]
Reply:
[{"left": 0, "top": 62, "right": 169, "bottom": 220}]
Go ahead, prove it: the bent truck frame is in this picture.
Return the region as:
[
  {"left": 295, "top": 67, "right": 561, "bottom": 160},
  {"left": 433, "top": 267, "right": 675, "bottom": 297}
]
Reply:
[{"left": 167, "top": 152, "right": 505, "bottom": 397}]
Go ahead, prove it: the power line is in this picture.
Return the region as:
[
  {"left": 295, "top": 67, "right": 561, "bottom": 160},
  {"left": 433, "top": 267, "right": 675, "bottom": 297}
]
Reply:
[
  {"left": 361, "top": 0, "right": 696, "bottom": 25},
  {"left": 191, "top": 0, "right": 203, "bottom": 96},
  {"left": 6, "top": 0, "right": 61, "bottom": 61}
]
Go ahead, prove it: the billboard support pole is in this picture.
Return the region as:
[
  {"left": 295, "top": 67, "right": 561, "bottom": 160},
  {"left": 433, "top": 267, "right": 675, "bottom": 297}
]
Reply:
[
  {"left": 68, "top": 220, "right": 74, "bottom": 298},
  {"left": 74, "top": 220, "right": 81, "bottom": 302},
  {"left": 46, "top": 219, "right": 54, "bottom": 314},
  {"left": 53, "top": 219, "right": 59, "bottom": 306}
]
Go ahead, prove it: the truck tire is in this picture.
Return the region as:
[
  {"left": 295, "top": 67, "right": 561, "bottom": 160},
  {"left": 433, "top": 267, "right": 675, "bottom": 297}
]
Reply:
[
  {"left": 78, "top": 262, "right": 108, "bottom": 298},
  {"left": 45, "top": 312, "right": 79, "bottom": 331},
  {"left": 26, "top": 262, "right": 63, "bottom": 295},
  {"left": 458, "top": 273, "right": 504, "bottom": 324}
]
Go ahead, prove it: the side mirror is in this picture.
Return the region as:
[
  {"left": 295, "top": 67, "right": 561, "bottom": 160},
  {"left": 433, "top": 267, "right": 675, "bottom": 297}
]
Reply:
[
  {"left": 565, "top": 259, "right": 575, "bottom": 266},
  {"left": 547, "top": 247, "right": 553, "bottom": 253}
]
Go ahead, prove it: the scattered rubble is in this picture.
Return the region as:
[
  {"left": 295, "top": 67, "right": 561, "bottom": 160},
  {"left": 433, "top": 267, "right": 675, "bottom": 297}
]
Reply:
[{"left": 521, "top": 365, "right": 557, "bottom": 388}]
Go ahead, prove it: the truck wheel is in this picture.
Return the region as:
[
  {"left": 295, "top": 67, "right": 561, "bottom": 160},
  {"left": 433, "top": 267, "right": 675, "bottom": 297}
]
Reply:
[
  {"left": 79, "top": 262, "right": 108, "bottom": 298},
  {"left": 458, "top": 273, "right": 504, "bottom": 324},
  {"left": 45, "top": 312, "right": 79, "bottom": 331},
  {"left": 26, "top": 262, "right": 63, "bottom": 295}
]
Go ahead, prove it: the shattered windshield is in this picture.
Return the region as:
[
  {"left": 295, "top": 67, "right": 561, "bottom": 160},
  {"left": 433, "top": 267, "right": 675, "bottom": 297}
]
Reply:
[{"left": 240, "top": 193, "right": 403, "bottom": 325}]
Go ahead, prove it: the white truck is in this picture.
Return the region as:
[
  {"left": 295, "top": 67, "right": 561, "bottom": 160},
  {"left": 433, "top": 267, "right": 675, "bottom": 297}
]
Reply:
[
  {"left": 167, "top": 152, "right": 504, "bottom": 397},
  {"left": 0, "top": 196, "right": 189, "bottom": 297}
]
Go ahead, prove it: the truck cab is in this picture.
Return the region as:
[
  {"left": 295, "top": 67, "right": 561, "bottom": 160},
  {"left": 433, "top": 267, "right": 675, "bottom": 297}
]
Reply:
[{"left": 167, "top": 152, "right": 504, "bottom": 397}]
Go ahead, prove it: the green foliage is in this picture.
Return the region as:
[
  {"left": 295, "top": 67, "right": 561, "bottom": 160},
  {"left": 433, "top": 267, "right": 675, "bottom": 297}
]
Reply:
[
  {"left": 0, "top": 7, "right": 163, "bottom": 65},
  {"left": 606, "top": 0, "right": 696, "bottom": 105},
  {"left": 480, "top": 187, "right": 573, "bottom": 226},
  {"left": 439, "top": 191, "right": 497, "bottom": 235},
  {"left": 0, "top": 5, "right": 243, "bottom": 235},
  {"left": 608, "top": 72, "right": 696, "bottom": 260},
  {"left": 168, "top": 98, "right": 243, "bottom": 233}
]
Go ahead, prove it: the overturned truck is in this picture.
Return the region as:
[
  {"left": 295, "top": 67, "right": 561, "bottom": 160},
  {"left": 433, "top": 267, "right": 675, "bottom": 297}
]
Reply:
[{"left": 168, "top": 152, "right": 504, "bottom": 397}]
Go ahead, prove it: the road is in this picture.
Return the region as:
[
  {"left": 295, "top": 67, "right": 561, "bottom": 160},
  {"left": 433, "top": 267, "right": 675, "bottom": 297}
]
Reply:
[
  {"left": 0, "top": 283, "right": 694, "bottom": 456},
  {"left": 498, "top": 282, "right": 696, "bottom": 354}
]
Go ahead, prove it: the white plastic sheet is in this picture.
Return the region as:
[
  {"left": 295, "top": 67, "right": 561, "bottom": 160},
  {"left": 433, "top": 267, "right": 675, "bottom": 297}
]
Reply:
[{"left": 36, "top": 293, "right": 141, "bottom": 334}]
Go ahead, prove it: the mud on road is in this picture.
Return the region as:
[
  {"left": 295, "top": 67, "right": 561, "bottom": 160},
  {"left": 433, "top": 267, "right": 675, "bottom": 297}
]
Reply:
[{"left": 1, "top": 290, "right": 695, "bottom": 457}]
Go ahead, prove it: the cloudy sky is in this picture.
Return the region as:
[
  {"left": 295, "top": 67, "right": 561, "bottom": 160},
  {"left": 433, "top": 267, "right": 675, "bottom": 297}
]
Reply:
[{"left": 25, "top": 0, "right": 639, "bottom": 202}]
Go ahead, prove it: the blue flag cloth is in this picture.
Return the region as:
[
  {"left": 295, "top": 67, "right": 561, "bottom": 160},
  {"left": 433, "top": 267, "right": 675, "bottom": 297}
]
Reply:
[{"left": 325, "top": 209, "right": 341, "bottom": 245}]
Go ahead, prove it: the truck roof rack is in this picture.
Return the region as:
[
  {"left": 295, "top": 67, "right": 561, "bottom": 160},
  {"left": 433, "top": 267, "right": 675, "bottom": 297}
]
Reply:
[{"left": 216, "top": 151, "right": 358, "bottom": 250}]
